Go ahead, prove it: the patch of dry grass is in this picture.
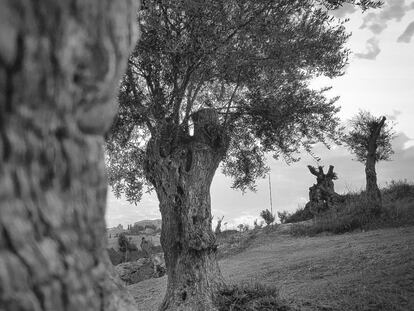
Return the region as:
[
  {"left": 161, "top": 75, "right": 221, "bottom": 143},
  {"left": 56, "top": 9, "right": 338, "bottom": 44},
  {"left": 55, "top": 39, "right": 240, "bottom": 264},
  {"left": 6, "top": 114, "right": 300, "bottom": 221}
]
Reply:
[
  {"left": 216, "top": 229, "right": 260, "bottom": 259},
  {"left": 130, "top": 226, "right": 414, "bottom": 310},
  {"left": 214, "top": 282, "right": 291, "bottom": 311}
]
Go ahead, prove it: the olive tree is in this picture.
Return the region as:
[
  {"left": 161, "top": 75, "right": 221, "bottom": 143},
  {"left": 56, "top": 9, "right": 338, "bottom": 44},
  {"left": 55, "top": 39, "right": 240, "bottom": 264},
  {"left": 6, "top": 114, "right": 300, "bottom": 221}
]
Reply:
[
  {"left": 344, "top": 110, "right": 395, "bottom": 207},
  {"left": 105, "top": 1, "right": 382, "bottom": 310}
]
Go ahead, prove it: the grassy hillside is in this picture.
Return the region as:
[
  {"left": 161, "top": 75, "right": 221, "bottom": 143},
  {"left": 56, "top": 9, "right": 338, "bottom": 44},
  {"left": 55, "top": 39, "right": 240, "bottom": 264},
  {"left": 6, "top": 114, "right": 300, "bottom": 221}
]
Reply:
[
  {"left": 282, "top": 180, "right": 414, "bottom": 236},
  {"left": 133, "top": 219, "right": 162, "bottom": 229},
  {"left": 129, "top": 226, "right": 414, "bottom": 310}
]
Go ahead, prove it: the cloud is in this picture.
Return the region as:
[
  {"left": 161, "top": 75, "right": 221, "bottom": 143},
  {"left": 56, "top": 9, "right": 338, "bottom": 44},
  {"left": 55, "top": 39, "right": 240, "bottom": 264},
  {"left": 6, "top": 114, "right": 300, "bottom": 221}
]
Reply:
[
  {"left": 355, "top": 37, "right": 381, "bottom": 59},
  {"left": 361, "top": 12, "right": 388, "bottom": 34},
  {"left": 330, "top": 3, "right": 357, "bottom": 18},
  {"left": 397, "top": 21, "right": 414, "bottom": 42},
  {"left": 232, "top": 214, "right": 257, "bottom": 227},
  {"left": 385, "top": 110, "right": 402, "bottom": 121},
  {"left": 360, "top": 0, "right": 414, "bottom": 34},
  {"left": 106, "top": 190, "right": 160, "bottom": 227},
  {"left": 404, "top": 139, "right": 414, "bottom": 149}
]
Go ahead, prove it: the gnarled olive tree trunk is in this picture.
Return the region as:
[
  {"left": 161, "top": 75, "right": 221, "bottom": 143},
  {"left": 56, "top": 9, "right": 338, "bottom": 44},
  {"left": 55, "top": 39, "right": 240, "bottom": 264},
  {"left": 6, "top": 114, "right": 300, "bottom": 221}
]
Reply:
[
  {"left": 365, "top": 117, "right": 386, "bottom": 208},
  {"left": 0, "top": 1, "right": 139, "bottom": 310},
  {"left": 305, "top": 165, "right": 341, "bottom": 214},
  {"left": 145, "top": 109, "right": 229, "bottom": 311}
]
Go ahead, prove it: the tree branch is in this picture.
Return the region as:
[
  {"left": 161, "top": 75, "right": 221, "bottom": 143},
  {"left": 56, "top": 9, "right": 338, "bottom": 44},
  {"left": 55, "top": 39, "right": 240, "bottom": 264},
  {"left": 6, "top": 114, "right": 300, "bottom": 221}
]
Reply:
[
  {"left": 223, "top": 70, "right": 242, "bottom": 127},
  {"left": 182, "top": 76, "right": 205, "bottom": 127},
  {"left": 327, "top": 165, "right": 335, "bottom": 177},
  {"left": 307, "top": 165, "right": 319, "bottom": 177},
  {"left": 126, "top": 65, "right": 155, "bottom": 134}
]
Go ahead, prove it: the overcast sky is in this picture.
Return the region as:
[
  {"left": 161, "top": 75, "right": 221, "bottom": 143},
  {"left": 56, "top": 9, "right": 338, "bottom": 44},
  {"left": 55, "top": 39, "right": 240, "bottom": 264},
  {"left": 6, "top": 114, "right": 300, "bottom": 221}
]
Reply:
[{"left": 106, "top": 1, "right": 414, "bottom": 229}]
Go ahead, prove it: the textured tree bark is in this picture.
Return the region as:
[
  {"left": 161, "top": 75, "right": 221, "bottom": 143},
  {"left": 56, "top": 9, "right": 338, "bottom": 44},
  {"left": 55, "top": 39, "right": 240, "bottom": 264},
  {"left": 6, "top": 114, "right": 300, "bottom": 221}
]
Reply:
[
  {"left": 305, "top": 165, "right": 341, "bottom": 214},
  {"left": 0, "top": 1, "right": 139, "bottom": 310},
  {"left": 365, "top": 117, "right": 386, "bottom": 208},
  {"left": 145, "top": 109, "right": 229, "bottom": 311}
]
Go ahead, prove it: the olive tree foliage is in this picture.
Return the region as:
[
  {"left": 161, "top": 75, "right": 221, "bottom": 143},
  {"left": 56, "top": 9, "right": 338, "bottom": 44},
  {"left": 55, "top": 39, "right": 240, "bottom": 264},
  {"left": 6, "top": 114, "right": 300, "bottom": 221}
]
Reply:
[
  {"left": 344, "top": 110, "right": 395, "bottom": 163},
  {"left": 106, "top": 0, "right": 383, "bottom": 201}
]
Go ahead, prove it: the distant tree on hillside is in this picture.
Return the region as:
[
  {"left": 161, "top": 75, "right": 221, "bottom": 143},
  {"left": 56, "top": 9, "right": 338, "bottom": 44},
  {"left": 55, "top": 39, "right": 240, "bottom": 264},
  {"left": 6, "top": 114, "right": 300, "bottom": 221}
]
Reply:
[
  {"left": 118, "top": 233, "right": 130, "bottom": 262},
  {"left": 278, "top": 211, "right": 289, "bottom": 224},
  {"left": 260, "top": 209, "right": 275, "bottom": 226},
  {"left": 215, "top": 216, "right": 225, "bottom": 234},
  {"left": 344, "top": 111, "right": 395, "bottom": 208},
  {"left": 254, "top": 219, "right": 264, "bottom": 229}
]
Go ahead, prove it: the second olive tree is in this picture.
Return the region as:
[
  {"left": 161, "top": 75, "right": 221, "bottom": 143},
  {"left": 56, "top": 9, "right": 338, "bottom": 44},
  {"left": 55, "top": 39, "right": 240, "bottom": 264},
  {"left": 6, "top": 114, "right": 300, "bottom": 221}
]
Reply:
[{"left": 344, "top": 111, "right": 395, "bottom": 208}]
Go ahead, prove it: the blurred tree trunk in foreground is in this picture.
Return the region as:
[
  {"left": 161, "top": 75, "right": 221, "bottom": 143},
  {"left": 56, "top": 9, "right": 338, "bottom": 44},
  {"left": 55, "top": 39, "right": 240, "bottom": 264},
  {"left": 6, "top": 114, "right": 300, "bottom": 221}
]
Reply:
[{"left": 0, "top": 1, "right": 139, "bottom": 310}]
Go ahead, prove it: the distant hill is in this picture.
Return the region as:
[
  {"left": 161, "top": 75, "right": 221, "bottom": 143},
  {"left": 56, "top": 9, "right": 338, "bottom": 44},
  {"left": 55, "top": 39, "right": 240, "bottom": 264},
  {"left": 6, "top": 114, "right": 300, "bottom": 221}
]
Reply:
[
  {"left": 134, "top": 219, "right": 162, "bottom": 229},
  {"left": 107, "top": 224, "right": 126, "bottom": 236}
]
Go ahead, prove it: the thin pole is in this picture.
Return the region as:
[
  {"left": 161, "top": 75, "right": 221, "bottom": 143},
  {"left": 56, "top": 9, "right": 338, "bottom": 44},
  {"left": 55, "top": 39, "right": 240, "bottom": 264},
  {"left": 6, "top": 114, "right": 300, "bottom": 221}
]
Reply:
[{"left": 268, "top": 174, "right": 273, "bottom": 214}]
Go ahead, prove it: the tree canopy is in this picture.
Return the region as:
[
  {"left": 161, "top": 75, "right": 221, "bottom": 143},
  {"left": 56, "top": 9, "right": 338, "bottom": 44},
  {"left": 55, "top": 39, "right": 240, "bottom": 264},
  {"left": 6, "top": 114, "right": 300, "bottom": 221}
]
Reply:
[
  {"left": 106, "top": 0, "right": 382, "bottom": 202},
  {"left": 344, "top": 110, "right": 395, "bottom": 163}
]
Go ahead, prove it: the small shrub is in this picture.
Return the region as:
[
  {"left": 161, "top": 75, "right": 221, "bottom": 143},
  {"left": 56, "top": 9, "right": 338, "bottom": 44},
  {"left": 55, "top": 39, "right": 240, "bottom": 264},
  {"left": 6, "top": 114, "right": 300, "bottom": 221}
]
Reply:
[
  {"left": 277, "top": 211, "right": 289, "bottom": 224},
  {"left": 260, "top": 209, "right": 275, "bottom": 226},
  {"left": 253, "top": 219, "right": 264, "bottom": 229},
  {"left": 382, "top": 180, "right": 414, "bottom": 201},
  {"left": 214, "top": 282, "right": 290, "bottom": 311},
  {"left": 118, "top": 233, "right": 129, "bottom": 253}
]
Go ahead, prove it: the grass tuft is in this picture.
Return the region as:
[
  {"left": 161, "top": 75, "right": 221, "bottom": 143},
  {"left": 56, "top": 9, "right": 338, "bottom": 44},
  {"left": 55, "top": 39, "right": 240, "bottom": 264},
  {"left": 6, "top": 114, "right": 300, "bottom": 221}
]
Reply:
[
  {"left": 278, "top": 206, "right": 313, "bottom": 224},
  {"left": 214, "top": 282, "right": 291, "bottom": 311}
]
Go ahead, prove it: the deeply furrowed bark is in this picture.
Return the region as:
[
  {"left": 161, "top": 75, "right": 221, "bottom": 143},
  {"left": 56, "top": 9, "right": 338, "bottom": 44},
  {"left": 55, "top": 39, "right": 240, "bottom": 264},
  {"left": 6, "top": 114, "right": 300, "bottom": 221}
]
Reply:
[
  {"left": 145, "top": 109, "right": 229, "bottom": 311},
  {"left": 0, "top": 1, "right": 139, "bottom": 310}
]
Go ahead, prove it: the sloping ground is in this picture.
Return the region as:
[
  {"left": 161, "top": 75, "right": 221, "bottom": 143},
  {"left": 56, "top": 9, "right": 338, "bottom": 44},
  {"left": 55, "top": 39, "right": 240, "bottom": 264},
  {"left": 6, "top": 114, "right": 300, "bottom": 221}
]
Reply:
[{"left": 129, "top": 226, "right": 414, "bottom": 310}]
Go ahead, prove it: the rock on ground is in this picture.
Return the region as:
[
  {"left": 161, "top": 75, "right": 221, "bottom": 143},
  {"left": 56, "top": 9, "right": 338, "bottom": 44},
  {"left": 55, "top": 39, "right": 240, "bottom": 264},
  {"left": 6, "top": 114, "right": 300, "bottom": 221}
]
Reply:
[{"left": 116, "top": 255, "right": 166, "bottom": 285}]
